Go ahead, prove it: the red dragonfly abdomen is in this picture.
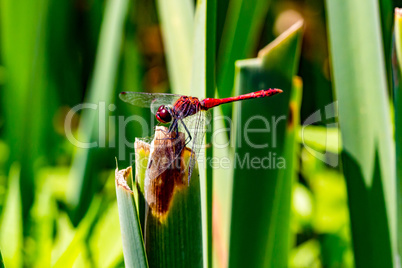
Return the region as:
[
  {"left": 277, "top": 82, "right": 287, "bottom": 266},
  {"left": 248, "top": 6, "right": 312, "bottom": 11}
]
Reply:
[{"left": 200, "top": 88, "right": 282, "bottom": 110}]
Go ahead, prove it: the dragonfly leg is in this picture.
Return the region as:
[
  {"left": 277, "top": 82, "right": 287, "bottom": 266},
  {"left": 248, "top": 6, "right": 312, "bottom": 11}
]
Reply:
[
  {"left": 179, "top": 118, "right": 192, "bottom": 145},
  {"left": 167, "top": 118, "right": 176, "bottom": 133}
]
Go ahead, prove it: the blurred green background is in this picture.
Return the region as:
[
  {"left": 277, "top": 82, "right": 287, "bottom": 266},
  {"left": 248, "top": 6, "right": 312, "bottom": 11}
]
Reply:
[{"left": 0, "top": 0, "right": 400, "bottom": 267}]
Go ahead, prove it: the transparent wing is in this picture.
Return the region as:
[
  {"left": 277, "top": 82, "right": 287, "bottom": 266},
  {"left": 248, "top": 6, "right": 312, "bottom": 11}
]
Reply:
[
  {"left": 145, "top": 127, "right": 185, "bottom": 182},
  {"left": 142, "top": 110, "right": 210, "bottom": 184},
  {"left": 119, "top": 92, "right": 182, "bottom": 113},
  {"left": 179, "top": 109, "right": 211, "bottom": 183}
]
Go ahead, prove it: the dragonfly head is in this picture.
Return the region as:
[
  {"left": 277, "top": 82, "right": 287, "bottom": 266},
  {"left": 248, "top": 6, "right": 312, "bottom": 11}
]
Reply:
[{"left": 156, "top": 105, "right": 172, "bottom": 124}]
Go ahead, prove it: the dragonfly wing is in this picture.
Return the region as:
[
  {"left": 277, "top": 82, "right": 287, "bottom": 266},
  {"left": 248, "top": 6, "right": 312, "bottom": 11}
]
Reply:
[
  {"left": 119, "top": 92, "right": 182, "bottom": 113},
  {"left": 145, "top": 127, "right": 185, "bottom": 182},
  {"left": 179, "top": 109, "right": 210, "bottom": 183}
]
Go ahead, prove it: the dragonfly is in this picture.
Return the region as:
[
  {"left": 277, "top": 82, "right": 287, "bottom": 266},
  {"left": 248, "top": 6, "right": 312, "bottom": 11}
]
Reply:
[{"left": 120, "top": 88, "right": 283, "bottom": 183}]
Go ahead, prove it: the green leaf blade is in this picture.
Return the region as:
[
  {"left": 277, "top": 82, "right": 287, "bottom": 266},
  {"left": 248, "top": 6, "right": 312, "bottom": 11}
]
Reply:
[
  {"left": 268, "top": 76, "right": 303, "bottom": 268},
  {"left": 393, "top": 7, "right": 402, "bottom": 264},
  {"left": 325, "top": 0, "right": 396, "bottom": 265},
  {"left": 228, "top": 21, "right": 303, "bottom": 268},
  {"left": 156, "top": 0, "right": 194, "bottom": 95},
  {"left": 134, "top": 132, "right": 203, "bottom": 268},
  {"left": 0, "top": 164, "right": 23, "bottom": 268},
  {"left": 115, "top": 167, "right": 148, "bottom": 268},
  {"left": 190, "top": 1, "right": 216, "bottom": 267},
  {"left": 67, "top": 0, "right": 129, "bottom": 223},
  {"left": 217, "top": 0, "right": 272, "bottom": 98}
]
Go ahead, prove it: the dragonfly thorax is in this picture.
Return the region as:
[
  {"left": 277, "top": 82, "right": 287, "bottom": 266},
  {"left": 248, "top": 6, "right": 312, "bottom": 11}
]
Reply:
[{"left": 156, "top": 105, "right": 172, "bottom": 123}]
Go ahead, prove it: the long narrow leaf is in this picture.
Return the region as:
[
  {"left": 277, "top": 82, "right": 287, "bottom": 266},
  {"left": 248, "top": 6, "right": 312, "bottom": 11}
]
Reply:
[
  {"left": 211, "top": 107, "right": 232, "bottom": 268},
  {"left": 134, "top": 129, "right": 202, "bottom": 267},
  {"left": 228, "top": 21, "right": 303, "bottom": 268},
  {"left": 1, "top": 0, "right": 54, "bottom": 217},
  {"left": 0, "top": 164, "right": 23, "bottom": 268},
  {"left": 217, "top": 0, "right": 272, "bottom": 98},
  {"left": 156, "top": 0, "right": 194, "bottom": 95},
  {"left": 393, "top": 7, "right": 402, "bottom": 263},
  {"left": 0, "top": 250, "right": 4, "bottom": 268},
  {"left": 115, "top": 167, "right": 148, "bottom": 268},
  {"left": 379, "top": 0, "right": 393, "bottom": 89},
  {"left": 31, "top": 173, "right": 57, "bottom": 267},
  {"left": 53, "top": 197, "right": 102, "bottom": 267},
  {"left": 190, "top": 1, "right": 216, "bottom": 267},
  {"left": 325, "top": 0, "right": 396, "bottom": 266},
  {"left": 267, "top": 76, "right": 303, "bottom": 267},
  {"left": 89, "top": 202, "right": 124, "bottom": 267},
  {"left": 206, "top": 1, "right": 217, "bottom": 267},
  {"left": 67, "top": 0, "right": 129, "bottom": 222}
]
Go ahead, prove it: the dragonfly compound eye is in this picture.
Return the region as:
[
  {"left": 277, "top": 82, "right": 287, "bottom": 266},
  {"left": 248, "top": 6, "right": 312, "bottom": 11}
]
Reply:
[{"left": 156, "top": 105, "right": 172, "bottom": 123}]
